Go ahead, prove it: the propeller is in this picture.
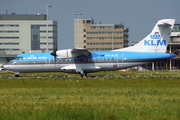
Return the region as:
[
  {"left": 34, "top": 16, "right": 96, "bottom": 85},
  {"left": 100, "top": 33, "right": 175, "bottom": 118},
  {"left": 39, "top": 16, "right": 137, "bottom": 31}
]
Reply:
[
  {"left": 51, "top": 51, "right": 56, "bottom": 56},
  {"left": 51, "top": 51, "right": 57, "bottom": 62},
  {"left": 51, "top": 40, "right": 58, "bottom": 62}
]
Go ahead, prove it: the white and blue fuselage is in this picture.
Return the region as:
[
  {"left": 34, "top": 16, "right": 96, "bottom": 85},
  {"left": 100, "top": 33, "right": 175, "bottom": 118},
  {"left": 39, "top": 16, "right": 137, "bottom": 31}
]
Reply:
[{"left": 4, "top": 51, "right": 175, "bottom": 73}]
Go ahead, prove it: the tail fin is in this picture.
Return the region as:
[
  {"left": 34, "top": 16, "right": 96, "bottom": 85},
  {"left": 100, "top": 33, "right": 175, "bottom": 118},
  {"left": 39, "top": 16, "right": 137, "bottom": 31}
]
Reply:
[{"left": 114, "top": 19, "right": 175, "bottom": 53}]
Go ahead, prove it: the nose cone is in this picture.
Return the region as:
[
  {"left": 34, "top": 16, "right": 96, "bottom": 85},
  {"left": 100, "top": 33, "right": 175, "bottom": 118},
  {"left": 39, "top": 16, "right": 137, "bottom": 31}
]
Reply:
[
  {"left": 0, "top": 65, "right": 6, "bottom": 71},
  {"left": 3, "top": 62, "right": 12, "bottom": 70},
  {"left": 3, "top": 65, "right": 8, "bottom": 69},
  {"left": 4, "top": 64, "right": 13, "bottom": 71}
]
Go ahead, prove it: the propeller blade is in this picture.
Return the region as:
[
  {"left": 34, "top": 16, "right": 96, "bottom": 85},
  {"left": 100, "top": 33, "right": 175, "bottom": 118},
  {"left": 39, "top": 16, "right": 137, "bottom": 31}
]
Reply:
[{"left": 51, "top": 51, "right": 56, "bottom": 56}]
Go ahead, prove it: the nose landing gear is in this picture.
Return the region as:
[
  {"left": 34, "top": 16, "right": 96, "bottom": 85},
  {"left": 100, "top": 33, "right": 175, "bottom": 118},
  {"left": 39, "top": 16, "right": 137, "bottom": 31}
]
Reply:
[{"left": 14, "top": 72, "right": 20, "bottom": 77}]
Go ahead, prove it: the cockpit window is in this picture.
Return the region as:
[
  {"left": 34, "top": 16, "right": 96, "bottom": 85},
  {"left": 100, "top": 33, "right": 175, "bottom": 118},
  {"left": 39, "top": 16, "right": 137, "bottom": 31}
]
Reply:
[
  {"left": 17, "top": 57, "right": 21, "bottom": 60},
  {"left": 13, "top": 56, "right": 24, "bottom": 60},
  {"left": 13, "top": 57, "right": 17, "bottom": 60}
]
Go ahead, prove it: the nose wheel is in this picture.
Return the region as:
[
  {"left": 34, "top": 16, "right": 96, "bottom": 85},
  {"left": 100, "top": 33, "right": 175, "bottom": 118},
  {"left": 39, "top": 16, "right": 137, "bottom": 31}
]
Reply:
[{"left": 14, "top": 72, "right": 20, "bottom": 77}]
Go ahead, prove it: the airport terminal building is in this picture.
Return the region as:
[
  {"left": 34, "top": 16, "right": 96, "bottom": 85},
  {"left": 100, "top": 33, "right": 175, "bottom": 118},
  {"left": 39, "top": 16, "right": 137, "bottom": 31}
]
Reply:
[
  {"left": 74, "top": 19, "right": 129, "bottom": 51},
  {"left": 0, "top": 14, "right": 58, "bottom": 54},
  {"left": 0, "top": 13, "right": 58, "bottom": 65}
]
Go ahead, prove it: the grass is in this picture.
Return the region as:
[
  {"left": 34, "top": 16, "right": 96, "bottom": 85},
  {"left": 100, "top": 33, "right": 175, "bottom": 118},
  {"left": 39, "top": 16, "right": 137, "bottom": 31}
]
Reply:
[{"left": 0, "top": 70, "right": 180, "bottom": 119}]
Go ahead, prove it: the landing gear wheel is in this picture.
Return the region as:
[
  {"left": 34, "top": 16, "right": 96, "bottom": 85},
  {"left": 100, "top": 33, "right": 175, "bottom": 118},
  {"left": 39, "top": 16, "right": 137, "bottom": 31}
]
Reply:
[
  {"left": 14, "top": 72, "right": 20, "bottom": 77},
  {"left": 14, "top": 74, "right": 19, "bottom": 77},
  {"left": 80, "top": 72, "right": 87, "bottom": 77}
]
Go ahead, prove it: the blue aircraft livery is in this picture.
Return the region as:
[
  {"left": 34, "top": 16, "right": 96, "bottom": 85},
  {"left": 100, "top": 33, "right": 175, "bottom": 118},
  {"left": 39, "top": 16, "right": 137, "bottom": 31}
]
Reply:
[{"left": 3, "top": 19, "right": 176, "bottom": 77}]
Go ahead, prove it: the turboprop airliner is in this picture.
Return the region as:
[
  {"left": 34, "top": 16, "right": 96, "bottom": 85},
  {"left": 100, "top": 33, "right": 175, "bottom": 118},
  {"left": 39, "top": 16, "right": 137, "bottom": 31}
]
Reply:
[{"left": 4, "top": 19, "right": 175, "bottom": 77}]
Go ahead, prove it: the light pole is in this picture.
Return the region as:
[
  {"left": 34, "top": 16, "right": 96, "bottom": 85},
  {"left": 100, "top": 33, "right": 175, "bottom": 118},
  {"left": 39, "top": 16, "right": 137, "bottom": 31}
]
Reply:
[
  {"left": 99, "top": 43, "right": 101, "bottom": 51},
  {"left": 112, "top": 29, "right": 114, "bottom": 50},
  {"left": 76, "top": 11, "right": 82, "bottom": 48},
  {"left": 45, "top": 5, "right": 52, "bottom": 52}
]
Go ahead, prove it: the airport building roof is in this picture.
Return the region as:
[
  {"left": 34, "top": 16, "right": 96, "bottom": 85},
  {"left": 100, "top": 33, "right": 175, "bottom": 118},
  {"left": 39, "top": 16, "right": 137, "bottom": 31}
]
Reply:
[{"left": 0, "top": 14, "right": 46, "bottom": 20}]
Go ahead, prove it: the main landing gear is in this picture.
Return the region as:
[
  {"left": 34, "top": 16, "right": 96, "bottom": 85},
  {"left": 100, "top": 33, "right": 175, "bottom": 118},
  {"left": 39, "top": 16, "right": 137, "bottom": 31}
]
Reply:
[
  {"left": 77, "top": 68, "right": 87, "bottom": 77},
  {"left": 80, "top": 72, "right": 87, "bottom": 77}
]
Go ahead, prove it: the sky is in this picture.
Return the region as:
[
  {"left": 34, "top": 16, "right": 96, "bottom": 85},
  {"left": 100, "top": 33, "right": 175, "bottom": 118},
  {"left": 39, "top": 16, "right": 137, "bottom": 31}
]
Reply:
[{"left": 1, "top": 0, "right": 180, "bottom": 50}]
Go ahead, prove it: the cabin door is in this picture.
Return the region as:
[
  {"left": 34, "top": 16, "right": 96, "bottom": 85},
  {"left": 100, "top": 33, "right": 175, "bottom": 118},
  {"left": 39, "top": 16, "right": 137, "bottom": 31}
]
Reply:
[{"left": 117, "top": 53, "right": 123, "bottom": 67}]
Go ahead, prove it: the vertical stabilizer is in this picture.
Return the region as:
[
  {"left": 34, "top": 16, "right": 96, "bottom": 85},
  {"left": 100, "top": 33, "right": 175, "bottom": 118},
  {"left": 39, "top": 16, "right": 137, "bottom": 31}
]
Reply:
[{"left": 114, "top": 19, "right": 175, "bottom": 53}]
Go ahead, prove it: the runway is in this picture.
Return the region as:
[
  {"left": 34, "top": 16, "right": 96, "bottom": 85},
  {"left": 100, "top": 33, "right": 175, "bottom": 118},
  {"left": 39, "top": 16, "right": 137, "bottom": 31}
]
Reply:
[{"left": 1, "top": 75, "right": 112, "bottom": 79}]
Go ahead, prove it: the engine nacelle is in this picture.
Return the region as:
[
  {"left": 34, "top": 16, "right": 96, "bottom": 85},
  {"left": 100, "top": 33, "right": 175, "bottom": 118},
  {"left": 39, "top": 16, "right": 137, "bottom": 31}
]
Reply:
[{"left": 55, "top": 49, "right": 82, "bottom": 59}]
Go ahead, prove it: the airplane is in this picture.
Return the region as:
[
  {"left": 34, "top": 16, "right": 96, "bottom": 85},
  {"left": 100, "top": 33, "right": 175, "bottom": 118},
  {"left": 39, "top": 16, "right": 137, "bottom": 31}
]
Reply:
[{"left": 4, "top": 19, "right": 175, "bottom": 77}]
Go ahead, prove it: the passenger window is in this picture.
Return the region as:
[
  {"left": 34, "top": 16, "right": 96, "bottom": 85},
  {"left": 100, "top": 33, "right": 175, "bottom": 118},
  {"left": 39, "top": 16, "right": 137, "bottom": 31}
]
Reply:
[{"left": 21, "top": 56, "right": 24, "bottom": 60}]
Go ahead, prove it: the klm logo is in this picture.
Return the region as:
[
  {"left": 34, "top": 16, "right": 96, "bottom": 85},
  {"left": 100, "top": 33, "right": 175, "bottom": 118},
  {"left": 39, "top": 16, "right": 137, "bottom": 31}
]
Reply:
[
  {"left": 144, "top": 40, "right": 166, "bottom": 46},
  {"left": 150, "top": 34, "right": 160, "bottom": 39},
  {"left": 144, "top": 34, "right": 166, "bottom": 46}
]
